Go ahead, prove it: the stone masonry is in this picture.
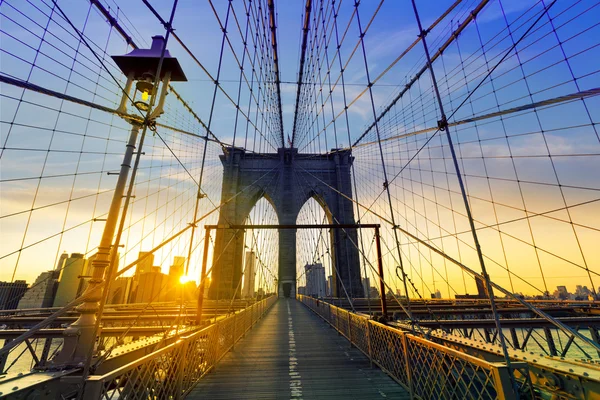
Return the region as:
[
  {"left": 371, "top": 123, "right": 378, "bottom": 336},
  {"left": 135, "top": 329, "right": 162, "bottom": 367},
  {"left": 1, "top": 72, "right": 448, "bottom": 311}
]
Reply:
[{"left": 208, "top": 147, "right": 363, "bottom": 299}]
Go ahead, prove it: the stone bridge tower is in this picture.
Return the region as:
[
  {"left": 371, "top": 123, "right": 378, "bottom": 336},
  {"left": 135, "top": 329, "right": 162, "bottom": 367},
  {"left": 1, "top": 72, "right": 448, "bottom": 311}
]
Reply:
[{"left": 207, "top": 147, "right": 363, "bottom": 299}]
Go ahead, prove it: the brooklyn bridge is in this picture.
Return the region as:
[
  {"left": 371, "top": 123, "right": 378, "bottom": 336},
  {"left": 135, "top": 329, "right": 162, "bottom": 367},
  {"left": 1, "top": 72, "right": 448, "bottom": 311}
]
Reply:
[{"left": 0, "top": 0, "right": 599, "bottom": 398}]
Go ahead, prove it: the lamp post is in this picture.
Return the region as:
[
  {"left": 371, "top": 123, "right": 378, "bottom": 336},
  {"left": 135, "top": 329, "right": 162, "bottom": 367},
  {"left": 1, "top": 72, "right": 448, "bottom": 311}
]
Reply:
[{"left": 52, "top": 36, "right": 186, "bottom": 366}]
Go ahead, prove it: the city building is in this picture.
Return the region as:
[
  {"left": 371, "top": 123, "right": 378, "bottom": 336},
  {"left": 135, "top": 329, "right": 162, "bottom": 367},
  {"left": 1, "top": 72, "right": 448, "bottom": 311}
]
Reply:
[
  {"left": 136, "top": 252, "right": 155, "bottom": 277},
  {"left": 362, "top": 277, "right": 371, "bottom": 298},
  {"left": 297, "top": 286, "right": 306, "bottom": 295},
  {"left": 242, "top": 251, "right": 256, "bottom": 298},
  {"left": 77, "top": 253, "right": 96, "bottom": 298},
  {"left": 367, "top": 286, "right": 380, "bottom": 299},
  {"left": 107, "top": 277, "right": 133, "bottom": 304},
  {"left": 304, "top": 263, "right": 326, "bottom": 298},
  {"left": 134, "top": 267, "right": 166, "bottom": 303},
  {"left": 0, "top": 280, "right": 28, "bottom": 310},
  {"left": 55, "top": 252, "right": 68, "bottom": 271},
  {"left": 327, "top": 275, "right": 333, "bottom": 297},
  {"left": 18, "top": 270, "right": 59, "bottom": 309},
  {"left": 165, "top": 256, "right": 186, "bottom": 301},
  {"left": 53, "top": 253, "right": 86, "bottom": 307},
  {"left": 575, "top": 285, "right": 592, "bottom": 300},
  {"left": 556, "top": 285, "right": 569, "bottom": 300}
]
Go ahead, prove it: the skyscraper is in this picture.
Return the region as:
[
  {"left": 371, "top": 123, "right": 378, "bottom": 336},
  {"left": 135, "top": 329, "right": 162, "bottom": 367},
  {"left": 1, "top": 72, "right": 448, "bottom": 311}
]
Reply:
[
  {"left": 166, "top": 256, "right": 186, "bottom": 301},
  {"left": 134, "top": 268, "right": 166, "bottom": 303},
  {"left": 53, "top": 253, "right": 86, "bottom": 307},
  {"left": 55, "top": 252, "right": 68, "bottom": 271},
  {"left": 107, "top": 277, "right": 133, "bottom": 304},
  {"left": 362, "top": 277, "right": 371, "bottom": 298},
  {"left": 0, "top": 281, "right": 28, "bottom": 310},
  {"left": 18, "top": 270, "right": 59, "bottom": 309},
  {"left": 305, "top": 263, "right": 326, "bottom": 298},
  {"left": 242, "top": 251, "right": 256, "bottom": 298},
  {"left": 136, "top": 252, "right": 155, "bottom": 277}
]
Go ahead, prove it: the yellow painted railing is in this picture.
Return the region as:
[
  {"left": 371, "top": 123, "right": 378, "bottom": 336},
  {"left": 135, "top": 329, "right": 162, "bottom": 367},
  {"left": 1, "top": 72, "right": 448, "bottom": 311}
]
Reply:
[
  {"left": 82, "top": 295, "right": 277, "bottom": 399},
  {"left": 298, "top": 294, "right": 517, "bottom": 400}
]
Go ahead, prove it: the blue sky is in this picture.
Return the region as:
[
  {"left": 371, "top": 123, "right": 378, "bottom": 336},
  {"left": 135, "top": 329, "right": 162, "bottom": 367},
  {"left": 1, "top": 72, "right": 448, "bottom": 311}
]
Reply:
[{"left": 1, "top": 0, "right": 599, "bottom": 297}]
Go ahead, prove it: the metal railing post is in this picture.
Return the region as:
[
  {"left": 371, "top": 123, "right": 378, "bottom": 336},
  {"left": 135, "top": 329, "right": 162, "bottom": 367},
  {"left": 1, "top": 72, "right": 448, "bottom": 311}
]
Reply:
[
  {"left": 347, "top": 312, "right": 353, "bottom": 347},
  {"left": 491, "top": 363, "right": 520, "bottom": 400},
  {"left": 174, "top": 340, "right": 189, "bottom": 400},
  {"left": 366, "top": 321, "right": 373, "bottom": 368},
  {"left": 402, "top": 333, "right": 414, "bottom": 398},
  {"left": 232, "top": 312, "right": 237, "bottom": 351},
  {"left": 81, "top": 377, "right": 104, "bottom": 400}
]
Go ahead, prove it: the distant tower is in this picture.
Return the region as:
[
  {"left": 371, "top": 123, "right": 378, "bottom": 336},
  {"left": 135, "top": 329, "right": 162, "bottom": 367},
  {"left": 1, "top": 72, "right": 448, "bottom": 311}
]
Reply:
[
  {"left": 136, "top": 252, "right": 155, "bottom": 276},
  {"left": 305, "top": 263, "right": 326, "bottom": 298},
  {"left": 0, "top": 281, "right": 28, "bottom": 310},
  {"left": 242, "top": 251, "right": 256, "bottom": 299},
  {"left": 362, "top": 277, "right": 370, "bottom": 298},
  {"left": 53, "top": 253, "right": 86, "bottom": 307},
  {"left": 55, "top": 252, "right": 68, "bottom": 271},
  {"left": 166, "top": 256, "right": 186, "bottom": 301},
  {"left": 134, "top": 269, "right": 166, "bottom": 303},
  {"left": 131, "top": 252, "right": 155, "bottom": 302},
  {"left": 107, "top": 277, "right": 133, "bottom": 304},
  {"left": 18, "top": 270, "right": 59, "bottom": 309}
]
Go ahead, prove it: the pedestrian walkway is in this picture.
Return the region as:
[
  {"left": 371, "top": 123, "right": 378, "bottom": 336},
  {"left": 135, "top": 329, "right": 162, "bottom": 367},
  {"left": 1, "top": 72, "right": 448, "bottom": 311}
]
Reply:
[{"left": 187, "top": 298, "right": 409, "bottom": 399}]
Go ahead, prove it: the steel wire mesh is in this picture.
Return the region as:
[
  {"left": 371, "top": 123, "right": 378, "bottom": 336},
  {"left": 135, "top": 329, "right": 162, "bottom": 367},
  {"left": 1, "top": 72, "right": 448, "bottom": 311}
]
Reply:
[
  {"left": 298, "top": 295, "right": 513, "bottom": 400},
  {"left": 84, "top": 295, "right": 277, "bottom": 399}
]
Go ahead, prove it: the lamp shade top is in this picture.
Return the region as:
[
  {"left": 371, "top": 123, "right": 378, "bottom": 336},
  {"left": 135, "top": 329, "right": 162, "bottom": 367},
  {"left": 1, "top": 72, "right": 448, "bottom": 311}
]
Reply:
[{"left": 111, "top": 36, "right": 187, "bottom": 82}]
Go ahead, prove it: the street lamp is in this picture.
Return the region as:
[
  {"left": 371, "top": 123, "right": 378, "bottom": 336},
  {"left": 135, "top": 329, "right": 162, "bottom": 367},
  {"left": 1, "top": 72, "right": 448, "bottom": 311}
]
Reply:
[
  {"left": 112, "top": 35, "right": 187, "bottom": 119},
  {"left": 52, "top": 35, "right": 186, "bottom": 367}
]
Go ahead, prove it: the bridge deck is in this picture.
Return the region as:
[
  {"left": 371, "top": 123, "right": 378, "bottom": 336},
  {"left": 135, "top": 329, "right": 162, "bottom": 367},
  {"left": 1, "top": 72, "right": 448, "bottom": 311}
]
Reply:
[{"left": 187, "top": 299, "right": 409, "bottom": 399}]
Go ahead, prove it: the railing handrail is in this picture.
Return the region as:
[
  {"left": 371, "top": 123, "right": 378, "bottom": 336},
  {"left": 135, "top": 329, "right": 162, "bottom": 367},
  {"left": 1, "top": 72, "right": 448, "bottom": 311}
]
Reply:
[
  {"left": 82, "top": 295, "right": 277, "bottom": 398},
  {"left": 298, "top": 294, "right": 518, "bottom": 399}
]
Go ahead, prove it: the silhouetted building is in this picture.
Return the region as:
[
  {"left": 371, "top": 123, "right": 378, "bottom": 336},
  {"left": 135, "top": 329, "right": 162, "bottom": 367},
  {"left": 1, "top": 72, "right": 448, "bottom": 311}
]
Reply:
[
  {"left": 362, "top": 277, "right": 371, "bottom": 298},
  {"left": 18, "top": 270, "right": 59, "bottom": 309},
  {"left": 575, "top": 285, "right": 591, "bottom": 300},
  {"left": 0, "top": 280, "right": 28, "bottom": 310},
  {"left": 54, "top": 253, "right": 86, "bottom": 307},
  {"left": 165, "top": 256, "right": 186, "bottom": 301},
  {"left": 134, "top": 269, "right": 166, "bottom": 303},
  {"left": 242, "top": 251, "right": 256, "bottom": 298},
  {"left": 136, "top": 252, "right": 154, "bottom": 277},
  {"left": 297, "top": 286, "right": 306, "bottom": 295},
  {"left": 305, "top": 263, "right": 326, "bottom": 297},
  {"left": 77, "top": 253, "right": 96, "bottom": 297},
  {"left": 556, "top": 285, "right": 569, "bottom": 300},
  {"left": 55, "top": 252, "right": 68, "bottom": 271},
  {"left": 368, "top": 286, "right": 380, "bottom": 299},
  {"left": 327, "top": 275, "right": 333, "bottom": 296},
  {"left": 107, "top": 277, "right": 133, "bottom": 304}
]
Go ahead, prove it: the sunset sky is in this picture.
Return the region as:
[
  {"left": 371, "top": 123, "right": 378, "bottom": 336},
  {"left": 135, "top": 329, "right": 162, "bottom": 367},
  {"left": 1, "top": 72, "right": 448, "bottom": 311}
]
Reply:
[{"left": 1, "top": 0, "right": 598, "bottom": 299}]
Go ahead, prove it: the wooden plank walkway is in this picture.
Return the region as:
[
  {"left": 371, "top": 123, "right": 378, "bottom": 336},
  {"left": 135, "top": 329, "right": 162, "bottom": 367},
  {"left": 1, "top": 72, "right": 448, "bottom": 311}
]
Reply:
[{"left": 187, "top": 299, "right": 410, "bottom": 399}]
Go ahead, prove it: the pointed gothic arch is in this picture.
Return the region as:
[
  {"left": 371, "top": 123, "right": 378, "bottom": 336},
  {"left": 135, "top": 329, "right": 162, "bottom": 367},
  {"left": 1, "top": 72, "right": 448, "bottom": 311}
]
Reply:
[{"left": 208, "top": 147, "right": 363, "bottom": 299}]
